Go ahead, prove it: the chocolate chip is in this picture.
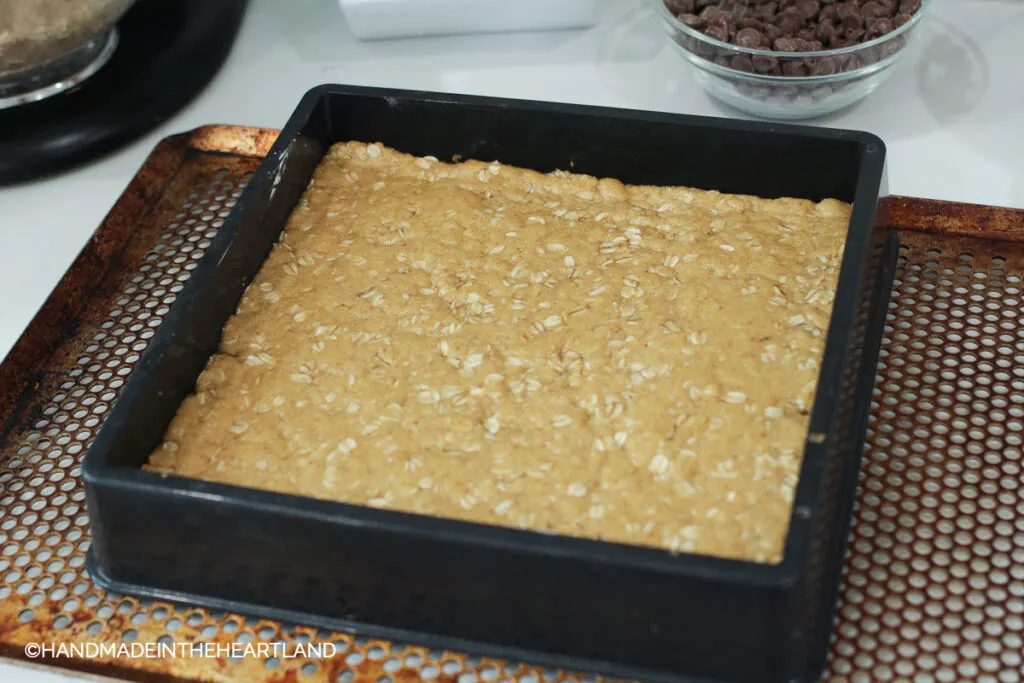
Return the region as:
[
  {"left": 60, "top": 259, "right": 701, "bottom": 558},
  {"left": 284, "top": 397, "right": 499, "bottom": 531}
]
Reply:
[
  {"left": 867, "top": 17, "right": 894, "bottom": 37},
  {"left": 817, "top": 21, "right": 838, "bottom": 42},
  {"left": 705, "top": 24, "right": 730, "bottom": 42},
  {"left": 753, "top": 54, "right": 780, "bottom": 73},
  {"left": 710, "top": 16, "right": 731, "bottom": 33},
  {"left": 774, "top": 37, "right": 800, "bottom": 51},
  {"left": 877, "top": 0, "right": 897, "bottom": 15},
  {"left": 691, "top": 39, "right": 715, "bottom": 57},
  {"left": 810, "top": 56, "right": 837, "bottom": 74},
  {"left": 835, "top": 53, "right": 859, "bottom": 70},
  {"left": 663, "top": 0, "right": 910, "bottom": 64},
  {"left": 700, "top": 6, "right": 728, "bottom": 22},
  {"left": 782, "top": 60, "right": 808, "bottom": 77},
  {"left": 668, "top": 0, "right": 697, "bottom": 13},
  {"left": 735, "top": 27, "right": 764, "bottom": 48},
  {"left": 899, "top": 0, "right": 921, "bottom": 14},
  {"left": 778, "top": 9, "right": 804, "bottom": 35},
  {"left": 861, "top": 1, "right": 883, "bottom": 18},
  {"left": 841, "top": 14, "right": 865, "bottom": 31},
  {"left": 756, "top": 2, "right": 779, "bottom": 19},
  {"left": 679, "top": 13, "right": 703, "bottom": 28},
  {"left": 860, "top": 45, "right": 881, "bottom": 64},
  {"left": 880, "top": 36, "right": 905, "bottom": 58},
  {"left": 836, "top": 2, "right": 860, "bottom": 20},
  {"left": 796, "top": 0, "right": 821, "bottom": 20},
  {"left": 731, "top": 55, "right": 756, "bottom": 72},
  {"left": 763, "top": 23, "right": 784, "bottom": 41},
  {"left": 797, "top": 39, "right": 823, "bottom": 52},
  {"left": 707, "top": 11, "right": 731, "bottom": 30}
]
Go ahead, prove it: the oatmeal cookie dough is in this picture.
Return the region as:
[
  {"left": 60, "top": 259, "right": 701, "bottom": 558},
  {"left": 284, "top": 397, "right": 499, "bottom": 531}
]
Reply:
[{"left": 147, "top": 141, "right": 850, "bottom": 563}]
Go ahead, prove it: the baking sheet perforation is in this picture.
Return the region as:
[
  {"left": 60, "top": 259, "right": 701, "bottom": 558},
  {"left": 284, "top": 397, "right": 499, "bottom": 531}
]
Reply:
[{"left": 0, "top": 163, "right": 1022, "bottom": 683}]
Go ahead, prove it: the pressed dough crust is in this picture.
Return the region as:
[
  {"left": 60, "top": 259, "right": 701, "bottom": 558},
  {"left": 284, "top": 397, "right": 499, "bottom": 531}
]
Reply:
[{"left": 146, "top": 141, "right": 850, "bottom": 563}]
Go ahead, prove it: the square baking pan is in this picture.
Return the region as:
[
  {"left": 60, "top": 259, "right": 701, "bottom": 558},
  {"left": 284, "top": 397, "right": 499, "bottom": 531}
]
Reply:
[{"left": 83, "top": 84, "right": 896, "bottom": 683}]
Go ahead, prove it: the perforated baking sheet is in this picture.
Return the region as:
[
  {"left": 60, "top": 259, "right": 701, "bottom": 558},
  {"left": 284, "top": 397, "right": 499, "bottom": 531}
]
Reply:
[{"left": 0, "top": 126, "right": 1021, "bottom": 683}]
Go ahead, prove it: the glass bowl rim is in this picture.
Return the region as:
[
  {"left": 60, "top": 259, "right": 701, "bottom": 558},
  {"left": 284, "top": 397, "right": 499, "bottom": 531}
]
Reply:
[{"left": 653, "top": 0, "right": 931, "bottom": 59}]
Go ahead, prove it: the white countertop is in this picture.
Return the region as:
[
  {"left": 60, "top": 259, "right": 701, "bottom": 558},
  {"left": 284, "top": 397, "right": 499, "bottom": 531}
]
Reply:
[{"left": 0, "top": 0, "right": 1021, "bottom": 680}]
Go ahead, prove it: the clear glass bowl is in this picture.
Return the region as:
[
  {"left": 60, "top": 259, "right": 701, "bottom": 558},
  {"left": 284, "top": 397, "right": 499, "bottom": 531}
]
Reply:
[
  {"left": 653, "top": 0, "right": 930, "bottom": 120},
  {"left": 0, "top": 0, "right": 138, "bottom": 108}
]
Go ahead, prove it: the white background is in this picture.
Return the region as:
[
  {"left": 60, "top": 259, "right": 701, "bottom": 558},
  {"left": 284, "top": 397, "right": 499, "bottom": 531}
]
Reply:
[{"left": 1, "top": 0, "right": 1022, "bottom": 680}]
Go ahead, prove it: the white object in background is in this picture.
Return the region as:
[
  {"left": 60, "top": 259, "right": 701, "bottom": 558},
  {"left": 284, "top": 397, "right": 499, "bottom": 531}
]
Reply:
[{"left": 338, "top": 0, "right": 600, "bottom": 40}]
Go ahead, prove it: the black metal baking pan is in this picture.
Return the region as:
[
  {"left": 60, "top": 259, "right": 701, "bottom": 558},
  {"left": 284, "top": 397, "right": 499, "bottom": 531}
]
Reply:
[{"left": 83, "top": 84, "right": 896, "bottom": 683}]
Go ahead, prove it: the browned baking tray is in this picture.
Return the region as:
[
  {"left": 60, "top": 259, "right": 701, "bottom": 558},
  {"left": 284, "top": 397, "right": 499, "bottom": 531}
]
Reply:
[{"left": 1, "top": 125, "right": 1022, "bottom": 683}]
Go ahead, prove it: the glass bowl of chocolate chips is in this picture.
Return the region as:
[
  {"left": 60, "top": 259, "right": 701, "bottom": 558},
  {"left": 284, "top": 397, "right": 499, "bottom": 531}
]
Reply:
[{"left": 655, "top": 0, "right": 929, "bottom": 119}]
